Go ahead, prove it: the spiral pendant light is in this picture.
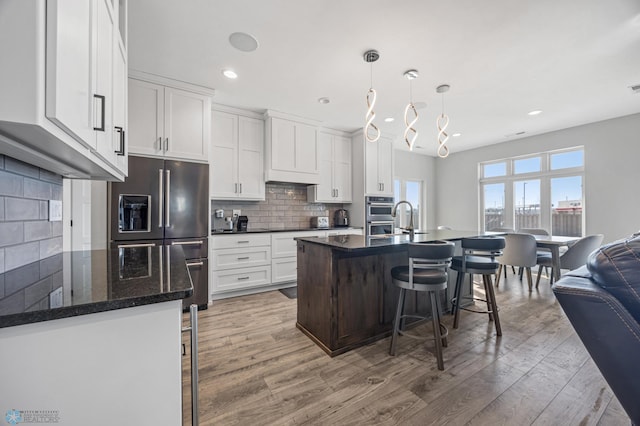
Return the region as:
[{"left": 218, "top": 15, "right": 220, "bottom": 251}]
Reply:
[
  {"left": 363, "top": 50, "right": 380, "bottom": 143},
  {"left": 436, "top": 84, "right": 450, "bottom": 158},
  {"left": 403, "top": 70, "right": 419, "bottom": 150}
]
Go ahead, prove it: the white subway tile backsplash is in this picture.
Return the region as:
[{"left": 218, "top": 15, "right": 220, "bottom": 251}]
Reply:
[
  {"left": 24, "top": 178, "right": 52, "bottom": 200},
  {"left": 5, "top": 157, "right": 40, "bottom": 178},
  {"left": 5, "top": 198, "right": 40, "bottom": 221},
  {"left": 0, "top": 222, "right": 24, "bottom": 247},
  {"left": 5, "top": 241, "right": 40, "bottom": 271},
  {"left": 24, "top": 221, "right": 52, "bottom": 242},
  {"left": 0, "top": 170, "right": 23, "bottom": 197}
]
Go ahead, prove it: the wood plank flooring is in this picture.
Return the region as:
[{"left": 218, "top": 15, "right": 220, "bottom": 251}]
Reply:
[{"left": 181, "top": 273, "right": 630, "bottom": 425}]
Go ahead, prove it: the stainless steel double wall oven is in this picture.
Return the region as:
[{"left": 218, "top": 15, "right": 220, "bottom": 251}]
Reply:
[{"left": 365, "top": 196, "right": 395, "bottom": 237}]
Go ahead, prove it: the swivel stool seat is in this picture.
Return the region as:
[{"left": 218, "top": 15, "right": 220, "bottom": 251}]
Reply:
[
  {"left": 389, "top": 240, "right": 455, "bottom": 370},
  {"left": 450, "top": 236, "right": 505, "bottom": 336}
]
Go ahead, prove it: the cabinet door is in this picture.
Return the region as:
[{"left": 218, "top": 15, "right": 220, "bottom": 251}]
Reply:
[
  {"left": 128, "top": 79, "right": 164, "bottom": 156},
  {"left": 377, "top": 137, "right": 394, "bottom": 196},
  {"left": 295, "top": 123, "right": 318, "bottom": 173},
  {"left": 237, "top": 116, "right": 265, "bottom": 200},
  {"left": 210, "top": 111, "right": 238, "bottom": 199},
  {"left": 45, "top": 0, "right": 94, "bottom": 149},
  {"left": 270, "top": 118, "right": 296, "bottom": 172},
  {"left": 364, "top": 138, "right": 380, "bottom": 194},
  {"left": 164, "top": 87, "right": 210, "bottom": 161},
  {"left": 333, "top": 136, "right": 352, "bottom": 202},
  {"left": 314, "top": 132, "right": 334, "bottom": 201},
  {"left": 112, "top": 37, "right": 128, "bottom": 174},
  {"left": 92, "top": 0, "right": 115, "bottom": 165}
]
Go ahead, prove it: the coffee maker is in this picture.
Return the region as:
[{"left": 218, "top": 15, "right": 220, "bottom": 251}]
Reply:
[{"left": 334, "top": 209, "right": 349, "bottom": 227}]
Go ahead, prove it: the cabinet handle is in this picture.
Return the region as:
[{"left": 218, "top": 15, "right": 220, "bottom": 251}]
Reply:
[
  {"left": 237, "top": 256, "right": 250, "bottom": 260},
  {"left": 335, "top": 188, "right": 339, "bottom": 198},
  {"left": 237, "top": 240, "right": 250, "bottom": 244},
  {"left": 157, "top": 137, "right": 162, "bottom": 151},
  {"left": 234, "top": 183, "right": 238, "bottom": 193},
  {"left": 239, "top": 183, "right": 242, "bottom": 193},
  {"left": 114, "top": 126, "right": 125, "bottom": 155},
  {"left": 237, "top": 276, "right": 250, "bottom": 280},
  {"left": 93, "top": 94, "right": 105, "bottom": 131},
  {"left": 164, "top": 138, "right": 169, "bottom": 151}
]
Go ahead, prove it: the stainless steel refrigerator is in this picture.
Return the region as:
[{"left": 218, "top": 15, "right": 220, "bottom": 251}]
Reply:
[{"left": 109, "top": 156, "right": 209, "bottom": 310}]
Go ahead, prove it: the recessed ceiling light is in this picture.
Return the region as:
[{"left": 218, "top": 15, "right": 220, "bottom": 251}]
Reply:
[
  {"left": 317, "top": 97, "right": 330, "bottom": 104},
  {"left": 528, "top": 110, "right": 542, "bottom": 116},
  {"left": 222, "top": 69, "right": 238, "bottom": 79},
  {"left": 452, "top": 133, "right": 461, "bottom": 137},
  {"left": 228, "top": 32, "right": 259, "bottom": 52},
  {"left": 384, "top": 117, "right": 395, "bottom": 122}
]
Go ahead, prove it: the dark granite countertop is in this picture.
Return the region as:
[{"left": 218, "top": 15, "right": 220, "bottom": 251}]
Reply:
[
  {"left": 0, "top": 245, "right": 192, "bottom": 328},
  {"left": 211, "top": 226, "right": 361, "bottom": 235},
  {"left": 295, "top": 229, "right": 502, "bottom": 252}
]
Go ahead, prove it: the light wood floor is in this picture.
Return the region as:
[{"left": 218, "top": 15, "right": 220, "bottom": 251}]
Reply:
[{"left": 182, "top": 273, "right": 630, "bottom": 425}]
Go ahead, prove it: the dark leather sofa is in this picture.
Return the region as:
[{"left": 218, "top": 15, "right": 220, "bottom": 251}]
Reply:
[{"left": 552, "top": 232, "right": 640, "bottom": 424}]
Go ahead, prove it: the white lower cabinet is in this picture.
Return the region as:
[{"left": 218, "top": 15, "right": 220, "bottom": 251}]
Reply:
[
  {"left": 210, "top": 229, "right": 363, "bottom": 298},
  {"left": 210, "top": 234, "right": 271, "bottom": 296},
  {"left": 271, "top": 231, "right": 326, "bottom": 284}
]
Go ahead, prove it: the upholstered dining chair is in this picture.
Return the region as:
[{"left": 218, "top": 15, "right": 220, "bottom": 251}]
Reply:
[
  {"left": 496, "top": 233, "right": 538, "bottom": 291},
  {"left": 536, "top": 234, "right": 604, "bottom": 287}
]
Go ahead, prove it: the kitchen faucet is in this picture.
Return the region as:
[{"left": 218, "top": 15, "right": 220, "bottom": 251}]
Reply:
[{"left": 392, "top": 200, "right": 414, "bottom": 240}]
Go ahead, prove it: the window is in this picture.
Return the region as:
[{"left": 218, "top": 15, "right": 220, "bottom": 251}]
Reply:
[
  {"left": 393, "top": 178, "right": 423, "bottom": 230},
  {"left": 480, "top": 148, "right": 584, "bottom": 236}
]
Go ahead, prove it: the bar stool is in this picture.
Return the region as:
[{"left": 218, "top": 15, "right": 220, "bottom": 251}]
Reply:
[
  {"left": 450, "top": 236, "right": 505, "bottom": 336},
  {"left": 389, "top": 240, "right": 455, "bottom": 370}
]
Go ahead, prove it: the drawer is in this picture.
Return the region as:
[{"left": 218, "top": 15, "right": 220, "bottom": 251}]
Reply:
[
  {"left": 211, "top": 233, "right": 271, "bottom": 250},
  {"left": 271, "top": 231, "right": 325, "bottom": 258},
  {"left": 212, "top": 246, "right": 271, "bottom": 270},
  {"left": 212, "top": 265, "right": 272, "bottom": 293},
  {"left": 271, "top": 257, "right": 297, "bottom": 284}
]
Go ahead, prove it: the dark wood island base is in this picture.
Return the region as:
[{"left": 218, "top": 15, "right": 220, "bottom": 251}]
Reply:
[{"left": 295, "top": 230, "right": 490, "bottom": 356}]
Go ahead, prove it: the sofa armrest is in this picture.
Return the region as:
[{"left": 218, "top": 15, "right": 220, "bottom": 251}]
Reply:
[{"left": 553, "top": 275, "right": 640, "bottom": 424}]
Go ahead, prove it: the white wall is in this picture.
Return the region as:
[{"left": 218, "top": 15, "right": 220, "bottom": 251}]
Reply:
[
  {"left": 393, "top": 150, "right": 437, "bottom": 230},
  {"left": 434, "top": 113, "right": 640, "bottom": 243}
]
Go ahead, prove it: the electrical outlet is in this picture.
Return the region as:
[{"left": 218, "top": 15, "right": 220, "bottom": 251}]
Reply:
[{"left": 232, "top": 209, "right": 241, "bottom": 217}]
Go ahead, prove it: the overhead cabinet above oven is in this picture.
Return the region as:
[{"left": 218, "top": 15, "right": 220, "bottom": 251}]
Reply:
[{"left": 0, "top": 0, "right": 128, "bottom": 180}]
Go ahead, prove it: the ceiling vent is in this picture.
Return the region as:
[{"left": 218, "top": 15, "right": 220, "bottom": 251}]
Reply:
[{"left": 630, "top": 84, "right": 640, "bottom": 94}]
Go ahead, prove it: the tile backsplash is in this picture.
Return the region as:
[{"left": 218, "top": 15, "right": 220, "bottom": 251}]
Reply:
[
  {"left": 0, "top": 155, "right": 63, "bottom": 273},
  {"left": 211, "top": 182, "right": 345, "bottom": 230}
]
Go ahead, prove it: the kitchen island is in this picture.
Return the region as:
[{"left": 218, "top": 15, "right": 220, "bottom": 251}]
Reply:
[
  {"left": 295, "top": 230, "right": 493, "bottom": 356},
  {"left": 0, "top": 246, "right": 192, "bottom": 425}
]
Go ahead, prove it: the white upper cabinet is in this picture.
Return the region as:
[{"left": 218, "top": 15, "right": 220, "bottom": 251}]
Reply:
[
  {"left": 307, "top": 131, "right": 352, "bottom": 203},
  {"left": 264, "top": 111, "right": 320, "bottom": 184},
  {"left": 364, "top": 136, "right": 394, "bottom": 196},
  {"left": 128, "top": 79, "right": 211, "bottom": 162},
  {"left": 210, "top": 109, "right": 265, "bottom": 200},
  {"left": 0, "top": 0, "right": 127, "bottom": 180}
]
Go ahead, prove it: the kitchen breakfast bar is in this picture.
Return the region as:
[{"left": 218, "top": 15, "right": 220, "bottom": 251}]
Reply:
[{"left": 295, "top": 230, "right": 493, "bottom": 356}]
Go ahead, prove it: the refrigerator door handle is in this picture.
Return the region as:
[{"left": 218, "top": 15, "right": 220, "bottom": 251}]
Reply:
[
  {"left": 171, "top": 241, "right": 204, "bottom": 246},
  {"left": 158, "top": 169, "right": 164, "bottom": 228},
  {"left": 187, "top": 261, "right": 204, "bottom": 267},
  {"left": 117, "top": 243, "right": 157, "bottom": 248},
  {"left": 165, "top": 169, "right": 171, "bottom": 227}
]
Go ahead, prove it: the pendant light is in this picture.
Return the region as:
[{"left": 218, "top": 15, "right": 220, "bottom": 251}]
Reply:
[
  {"left": 436, "top": 84, "right": 450, "bottom": 158},
  {"left": 363, "top": 50, "right": 380, "bottom": 142},
  {"left": 403, "top": 70, "right": 419, "bottom": 150}
]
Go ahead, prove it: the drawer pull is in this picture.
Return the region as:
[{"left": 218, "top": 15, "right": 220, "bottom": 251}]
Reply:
[
  {"left": 237, "top": 240, "right": 250, "bottom": 244},
  {"left": 237, "top": 276, "right": 250, "bottom": 280},
  {"left": 237, "top": 256, "right": 250, "bottom": 260}
]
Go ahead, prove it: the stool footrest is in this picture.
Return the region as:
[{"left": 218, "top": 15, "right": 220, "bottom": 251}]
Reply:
[{"left": 399, "top": 322, "right": 449, "bottom": 341}]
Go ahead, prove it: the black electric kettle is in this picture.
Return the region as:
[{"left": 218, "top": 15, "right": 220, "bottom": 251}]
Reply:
[{"left": 334, "top": 209, "right": 349, "bottom": 227}]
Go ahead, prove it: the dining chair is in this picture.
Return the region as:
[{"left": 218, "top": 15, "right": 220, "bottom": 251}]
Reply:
[
  {"left": 518, "top": 228, "right": 552, "bottom": 278},
  {"left": 536, "top": 234, "right": 604, "bottom": 287},
  {"left": 496, "top": 233, "right": 538, "bottom": 291}
]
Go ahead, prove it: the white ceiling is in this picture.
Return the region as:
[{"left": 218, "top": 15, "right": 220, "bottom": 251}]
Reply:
[{"left": 128, "top": 0, "right": 640, "bottom": 156}]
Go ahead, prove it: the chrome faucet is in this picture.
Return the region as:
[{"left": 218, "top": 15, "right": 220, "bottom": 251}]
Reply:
[{"left": 392, "top": 200, "right": 414, "bottom": 240}]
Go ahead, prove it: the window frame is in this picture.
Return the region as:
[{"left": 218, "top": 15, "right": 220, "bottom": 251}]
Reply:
[{"left": 479, "top": 147, "right": 585, "bottom": 235}]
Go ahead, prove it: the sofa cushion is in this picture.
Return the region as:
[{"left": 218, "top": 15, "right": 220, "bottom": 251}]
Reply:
[{"left": 586, "top": 231, "right": 640, "bottom": 323}]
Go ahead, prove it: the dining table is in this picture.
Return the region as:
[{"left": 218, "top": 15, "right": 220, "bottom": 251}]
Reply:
[{"left": 533, "top": 235, "right": 581, "bottom": 281}]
